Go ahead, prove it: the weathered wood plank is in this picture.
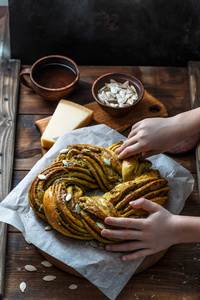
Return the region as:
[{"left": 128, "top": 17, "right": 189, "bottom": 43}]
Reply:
[
  {"left": 0, "top": 59, "right": 21, "bottom": 299},
  {"left": 4, "top": 231, "right": 200, "bottom": 300},
  {"left": 188, "top": 61, "right": 200, "bottom": 200},
  {"left": 14, "top": 114, "right": 44, "bottom": 170},
  {"left": 12, "top": 170, "right": 29, "bottom": 188}
]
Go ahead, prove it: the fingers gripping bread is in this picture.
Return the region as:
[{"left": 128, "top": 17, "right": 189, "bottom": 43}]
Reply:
[{"left": 29, "top": 142, "right": 169, "bottom": 243}]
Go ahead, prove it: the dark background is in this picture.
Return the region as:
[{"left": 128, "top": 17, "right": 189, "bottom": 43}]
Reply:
[{"left": 8, "top": 0, "right": 200, "bottom": 66}]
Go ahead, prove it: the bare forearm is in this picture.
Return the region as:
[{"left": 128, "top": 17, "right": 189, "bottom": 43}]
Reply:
[
  {"left": 116, "top": 107, "right": 200, "bottom": 159},
  {"left": 174, "top": 215, "right": 200, "bottom": 244},
  {"left": 172, "top": 107, "right": 200, "bottom": 142}
]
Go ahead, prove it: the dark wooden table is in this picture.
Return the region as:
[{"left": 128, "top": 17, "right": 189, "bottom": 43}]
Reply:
[{"left": 3, "top": 65, "right": 200, "bottom": 300}]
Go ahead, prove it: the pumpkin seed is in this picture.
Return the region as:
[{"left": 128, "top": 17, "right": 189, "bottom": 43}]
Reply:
[
  {"left": 60, "top": 148, "right": 70, "bottom": 154},
  {"left": 41, "top": 260, "right": 53, "bottom": 267},
  {"left": 25, "top": 264, "right": 37, "bottom": 272},
  {"left": 43, "top": 275, "right": 56, "bottom": 282},
  {"left": 38, "top": 174, "right": 47, "bottom": 180},
  {"left": 104, "top": 158, "right": 111, "bottom": 166},
  {"left": 96, "top": 222, "right": 106, "bottom": 229},
  {"left": 90, "top": 240, "right": 98, "bottom": 248},
  {"left": 69, "top": 284, "right": 78, "bottom": 290},
  {"left": 62, "top": 160, "right": 69, "bottom": 166},
  {"left": 20, "top": 282, "right": 26, "bottom": 292},
  {"left": 97, "top": 79, "right": 138, "bottom": 108},
  {"left": 45, "top": 225, "right": 53, "bottom": 231},
  {"left": 65, "top": 193, "right": 72, "bottom": 201},
  {"left": 75, "top": 203, "right": 81, "bottom": 214}
]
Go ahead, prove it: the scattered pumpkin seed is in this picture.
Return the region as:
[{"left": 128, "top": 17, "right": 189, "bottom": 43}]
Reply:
[
  {"left": 38, "top": 174, "right": 47, "bottom": 180},
  {"left": 45, "top": 225, "right": 53, "bottom": 231},
  {"left": 75, "top": 203, "right": 81, "bottom": 214},
  {"left": 43, "top": 275, "right": 56, "bottom": 282},
  {"left": 60, "top": 148, "right": 70, "bottom": 154},
  {"left": 90, "top": 240, "right": 98, "bottom": 248},
  {"left": 41, "top": 260, "right": 53, "bottom": 267},
  {"left": 25, "top": 264, "right": 37, "bottom": 272},
  {"left": 69, "top": 284, "right": 78, "bottom": 290},
  {"left": 96, "top": 222, "right": 106, "bottom": 229},
  {"left": 104, "top": 158, "right": 111, "bottom": 166},
  {"left": 65, "top": 193, "right": 72, "bottom": 202},
  {"left": 19, "top": 282, "right": 26, "bottom": 292},
  {"left": 62, "top": 160, "right": 69, "bottom": 166}
]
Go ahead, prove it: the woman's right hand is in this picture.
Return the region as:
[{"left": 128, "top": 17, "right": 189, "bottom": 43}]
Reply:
[
  {"left": 115, "top": 117, "right": 178, "bottom": 159},
  {"left": 116, "top": 107, "right": 200, "bottom": 159}
]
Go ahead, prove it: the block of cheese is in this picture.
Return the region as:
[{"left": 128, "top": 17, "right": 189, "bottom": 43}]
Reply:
[{"left": 41, "top": 100, "right": 94, "bottom": 149}]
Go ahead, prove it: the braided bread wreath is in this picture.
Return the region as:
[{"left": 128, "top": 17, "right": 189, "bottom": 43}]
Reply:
[{"left": 29, "top": 142, "right": 170, "bottom": 244}]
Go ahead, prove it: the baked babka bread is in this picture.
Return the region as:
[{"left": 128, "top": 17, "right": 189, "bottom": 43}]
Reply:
[{"left": 29, "top": 142, "right": 169, "bottom": 243}]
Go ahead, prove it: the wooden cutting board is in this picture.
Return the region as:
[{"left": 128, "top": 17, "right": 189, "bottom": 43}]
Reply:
[{"left": 35, "top": 90, "right": 168, "bottom": 142}]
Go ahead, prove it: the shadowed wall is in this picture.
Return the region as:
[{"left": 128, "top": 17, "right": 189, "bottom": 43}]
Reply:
[{"left": 8, "top": 0, "right": 200, "bottom": 66}]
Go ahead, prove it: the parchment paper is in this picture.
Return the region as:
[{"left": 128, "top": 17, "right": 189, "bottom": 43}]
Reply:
[{"left": 0, "top": 124, "right": 194, "bottom": 300}]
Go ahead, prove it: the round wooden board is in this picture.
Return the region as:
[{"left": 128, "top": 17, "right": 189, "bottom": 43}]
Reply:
[
  {"left": 35, "top": 90, "right": 169, "bottom": 276},
  {"left": 37, "top": 247, "right": 168, "bottom": 277}
]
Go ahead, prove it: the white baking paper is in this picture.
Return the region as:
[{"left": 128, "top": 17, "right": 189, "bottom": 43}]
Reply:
[{"left": 0, "top": 124, "right": 194, "bottom": 300}]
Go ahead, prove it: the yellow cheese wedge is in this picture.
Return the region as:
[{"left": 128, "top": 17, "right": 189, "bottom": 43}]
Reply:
[{"left": 41, "top": 100, "right": 94, "bottom": 149}]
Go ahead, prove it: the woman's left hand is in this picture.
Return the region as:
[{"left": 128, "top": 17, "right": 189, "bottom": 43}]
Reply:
[{"left": 101, "top": 198, "right": 178, "bottom": 261}]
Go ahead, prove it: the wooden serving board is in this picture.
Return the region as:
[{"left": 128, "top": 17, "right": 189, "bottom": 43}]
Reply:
[
  {"left": 35, "top": 90, "right": 168, "bottom": 276},
  {"left": 35, "top": 90, "right": 168, "bottom": 141},
  {"left": 38, "top": 247, "right": 167, "bottom": 278}
]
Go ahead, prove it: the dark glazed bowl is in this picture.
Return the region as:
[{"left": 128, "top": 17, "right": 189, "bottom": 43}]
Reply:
[{"left": 91, "top": 73, "right": 144, "bottom": 118}]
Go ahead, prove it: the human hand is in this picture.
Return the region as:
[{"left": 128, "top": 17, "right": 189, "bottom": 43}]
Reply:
[
  {"left": 101, "top": 198, "right": 178, "bottom": 261},
  {"left": 115, "top": 117, "right": 178, "bottom": 159}
]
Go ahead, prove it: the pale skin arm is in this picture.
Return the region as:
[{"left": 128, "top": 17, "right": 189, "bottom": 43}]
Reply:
[
  {"left": 102, "top": 108, "right": 200, "bottom": 261},
  {"left": 115, "top": 107, "right": 200, "bottom": 159},
  {"left": 101, "top": 198, "right": 200, "bottom": 261}
]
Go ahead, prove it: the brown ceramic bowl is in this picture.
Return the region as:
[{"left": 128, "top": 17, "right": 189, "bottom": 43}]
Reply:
[
  {"left": 91, "top": 73, "right": 144, "bottom": 118},
  {"left": 19, "top": 55, "right": 80, "bottom": 101}
]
